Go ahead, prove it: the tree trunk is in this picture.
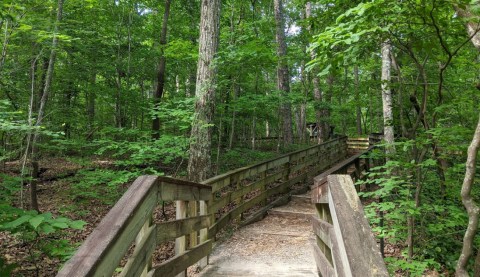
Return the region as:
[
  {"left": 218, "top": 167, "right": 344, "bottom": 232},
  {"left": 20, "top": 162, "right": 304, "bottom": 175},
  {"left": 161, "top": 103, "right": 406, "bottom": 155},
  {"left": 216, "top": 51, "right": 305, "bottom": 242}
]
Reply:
[
  {"left": 456, "top": 112, "right": 480, "bottom": 276},
  {"left": 27, "top": 0, "right": 64, "bottom": 211},
  {"left": 324, "top": 74, "right": 333, "bottom": 140},
  {"left": 381, "top": 40, "right": 395, "bottom": 154},
  {"left": 306, "top": 2, "right": 324, "bottom": 144},
  {"left": 187, "top": 0, "right": 221, "bottom": 183},
  {"left": 274, "top": 0, "right": 293, "bottom": 145},
  {"left": 354, "top": 65, "right": 362, "bottom": 135},
  {"left": 86, "top": 74, "right": 96, "bottom": 141},
  {"left": 454, "top": 8, "right": 480, "bottom": 276},
  {"left": 152, "top": 0, "right": 172, "bottom": 140}
]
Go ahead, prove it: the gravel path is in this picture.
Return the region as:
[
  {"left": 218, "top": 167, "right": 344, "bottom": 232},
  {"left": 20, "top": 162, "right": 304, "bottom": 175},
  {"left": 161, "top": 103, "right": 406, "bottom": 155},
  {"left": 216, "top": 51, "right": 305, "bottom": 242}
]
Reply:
[{"left": 195, "top": 195, "right": 319, "bottom": 277}]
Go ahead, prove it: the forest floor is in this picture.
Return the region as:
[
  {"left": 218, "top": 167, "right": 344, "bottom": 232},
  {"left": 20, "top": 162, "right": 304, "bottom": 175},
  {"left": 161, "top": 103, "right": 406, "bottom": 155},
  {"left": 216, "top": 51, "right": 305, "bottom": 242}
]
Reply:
[{"left": 1, "top": 157, "right": 182, "bottom": 277}]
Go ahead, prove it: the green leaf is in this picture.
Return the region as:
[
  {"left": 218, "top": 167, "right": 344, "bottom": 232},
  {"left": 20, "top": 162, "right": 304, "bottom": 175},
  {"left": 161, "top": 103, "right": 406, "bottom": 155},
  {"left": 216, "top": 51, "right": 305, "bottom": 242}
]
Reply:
[
  {"left": 29, "top": 215, "right": 45, "bottom": 230},
  {"left": 2, "top": 215, "right": 32, "bottom": 229},
  {"left": 40, "top": 224, "right": 55, "bottom": 234},
  {"left": 52, "top": 222, "right": 69, "bottom": 229},
  {"left": 68, "top": 220, "right": 86, "bottom": 230}
]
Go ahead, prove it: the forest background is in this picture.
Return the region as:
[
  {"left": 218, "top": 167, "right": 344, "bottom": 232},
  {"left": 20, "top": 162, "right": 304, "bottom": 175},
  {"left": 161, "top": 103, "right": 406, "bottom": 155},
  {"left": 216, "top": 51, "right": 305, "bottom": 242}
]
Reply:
[{"left": 1, "top": 0, "right": 480, "bottom": 276}]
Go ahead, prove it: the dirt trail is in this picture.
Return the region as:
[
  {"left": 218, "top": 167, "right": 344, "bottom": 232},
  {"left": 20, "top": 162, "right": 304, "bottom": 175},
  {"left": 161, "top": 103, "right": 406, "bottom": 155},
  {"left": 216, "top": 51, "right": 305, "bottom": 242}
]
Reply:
[{"left": 196, "top": 194, "right": 318, "bottom": 277}]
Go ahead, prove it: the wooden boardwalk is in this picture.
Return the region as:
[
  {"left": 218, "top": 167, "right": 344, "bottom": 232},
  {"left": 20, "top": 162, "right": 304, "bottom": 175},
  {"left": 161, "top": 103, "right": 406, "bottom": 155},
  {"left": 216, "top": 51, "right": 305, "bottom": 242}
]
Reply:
[{"left": 196, "top": 193, "right": 318, "bottom": 277}]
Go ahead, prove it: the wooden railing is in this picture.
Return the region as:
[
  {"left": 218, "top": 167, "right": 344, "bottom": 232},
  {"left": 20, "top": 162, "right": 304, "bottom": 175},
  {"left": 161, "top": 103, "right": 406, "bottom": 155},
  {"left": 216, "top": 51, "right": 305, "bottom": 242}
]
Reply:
[
  {"left": 203, "top": 136, "right": 348, "bottom": 235},
  {"left": 57, "top": 176, "right": 213, "bottom": 277},
  {"left": 57, "top": 137, "right": 350, "bottom": 277},
  {"left": 310, "top": 150, "right": 388, "bottom": 276},
  {"left": 346, "top": 137, "right": 370, "bottom": 152}
]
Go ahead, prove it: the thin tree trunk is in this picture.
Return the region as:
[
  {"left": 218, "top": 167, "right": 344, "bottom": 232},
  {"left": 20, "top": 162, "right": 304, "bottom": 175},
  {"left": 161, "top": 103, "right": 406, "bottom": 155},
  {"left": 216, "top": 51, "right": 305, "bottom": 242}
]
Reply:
[
  {"left": 306, "top": 2, "right": 324, "bottom": 144},
  {"left": 354, "top": 65, "right": 362, "bottom": 135},
  {"left": 86, "top": 74, "right": 96, "bottom": 141},
  {"left": 228, "top": 83, "right": 239, "bottom": 150},
  {"left": 325, "top": 74, "right": 333, "bottom": 140},
  {"left": 28, "top": 0, "right": 64, "bottom": 211},
  {"left": 390, "top": 53, "right": 407, "bottom": 137},
  {"left": 274, "top": 0, "right": 293, "bottom": 145},
  {"left": 152, "top": 0, "right": 172, "bottom": 139},
  {"left": 456, "top": 112, "right": 480, "bottom": 277},
  {"left": 455, "top": 8, "right": 480, "bottom": 276},
  {"left": 187, "top": 0, "right": 221, "bottom": 183},
  {"left": 381, "top": 40, "right": 395, "bottom": 154}
]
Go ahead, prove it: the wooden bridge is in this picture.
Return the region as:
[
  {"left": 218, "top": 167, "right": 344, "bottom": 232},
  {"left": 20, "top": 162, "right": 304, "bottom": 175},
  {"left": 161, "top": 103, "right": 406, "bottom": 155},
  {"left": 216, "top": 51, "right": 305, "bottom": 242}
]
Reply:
[{"left": 57, "top": 136, "right": 387, "bottom": 277}]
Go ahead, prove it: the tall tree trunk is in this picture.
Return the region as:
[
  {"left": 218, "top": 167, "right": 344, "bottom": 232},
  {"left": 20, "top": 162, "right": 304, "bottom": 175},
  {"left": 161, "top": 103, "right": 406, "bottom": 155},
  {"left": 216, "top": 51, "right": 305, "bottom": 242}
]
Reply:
[
  {"left": 187, "top": 0, "right": 221, "bottom": 183},
  {"left": 381, "top": 40, "right": 395, "bottom": 154},
  {"left": 274, "top": 0, "right": 293, "bottom": 145},
  {"left": 228, "top": 83, "right": 239, "bottom": 149},
  {"left": 152, "top": 0, "right": 172, "bottom": 140},
  {"left": 354, "top": 65, "right": 362, "bottom": 135},
  {"left": 306, "top": 2, "right": 324, "bottom": 144},
  {"left": 325, "top": 74, "right": 333, "bottom": 140},
  {"left": 28, "top": 0, "right": 64, "bottom": 211},
  {"left": 456, "top": 112, "right": 480, "bottom": 277},
  {"left": 455, "top": 8, "right": 480, "bottom": 276}
]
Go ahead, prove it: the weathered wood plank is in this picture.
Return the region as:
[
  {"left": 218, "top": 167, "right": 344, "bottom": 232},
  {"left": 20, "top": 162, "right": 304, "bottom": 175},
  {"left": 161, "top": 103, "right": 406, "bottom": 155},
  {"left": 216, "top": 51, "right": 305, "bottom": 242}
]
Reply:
[
  {"left": 312, "top": 244, "right": 335, "bottom": 277},
  {"left": 157, "top": 214, "right": 212, "bottom": 244},
  {"left": 198, "top": 201, "right": 208, "bottom": 269},
  {"left": 120, "top": 224, "right": 157, "bottom": 277},
  {"left": 211, "top": 176, "right": 265, "bottom": 213},
  {"left": 312, "top": 216, "right": 332, "bottom": 249},
  {"left": 57, "top": 175, "right": 159, "bottom": 277},
  {"left": 327, "top": 175, "right": 389, "bottom": 276},
  {"left": 174, "top": 201, "right": 187, "bottom": 277},
  {"left": 148, "top": 240, "right": 212, "bottom": 277},
  {"left": 159, "top": 182, "right": 211, "bottom": 201},
  {"left": 312, "top": 180, "right": 329, "bottom": 203},
  {"left": 209, "top": 190, "right": 268, "bottom": 236}
]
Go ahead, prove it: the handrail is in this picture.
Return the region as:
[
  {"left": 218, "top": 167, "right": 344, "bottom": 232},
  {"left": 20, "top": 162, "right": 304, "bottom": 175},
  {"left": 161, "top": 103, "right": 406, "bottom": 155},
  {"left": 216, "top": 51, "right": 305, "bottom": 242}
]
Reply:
[
  {"left": 311, "top": 155, "right": 388, "bottom": 276},
  {"left": 58, "top": 136, "right": 352, "bottom": 277},
  {"left": 203, "top": 136, "right": 349, "bottom": 237},
  {"left": 57, "top": 176, "right": 213, "bottom": 277}
]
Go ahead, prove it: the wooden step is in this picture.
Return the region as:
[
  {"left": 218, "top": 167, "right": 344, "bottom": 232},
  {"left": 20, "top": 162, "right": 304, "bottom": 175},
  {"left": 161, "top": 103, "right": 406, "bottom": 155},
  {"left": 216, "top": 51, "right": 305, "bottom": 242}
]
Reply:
[
  {"left": 267, "top": 209, "right": 315, "bottom": 221},
  {"left": 291, "top": 194, "right": 312, "bottom": 205}
]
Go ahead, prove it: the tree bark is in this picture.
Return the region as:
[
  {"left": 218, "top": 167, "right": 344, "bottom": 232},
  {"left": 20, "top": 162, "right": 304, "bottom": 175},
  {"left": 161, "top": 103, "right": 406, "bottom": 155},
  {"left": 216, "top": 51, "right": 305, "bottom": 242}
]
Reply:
[
  {"left": 381, "top": 40, "right": 395, "bottom": 154},
  {"left": 306, "top": 2, "right": 324, "bottom": 144},
  {"left": 354, "top": 65, "right": 362, "bottom": 135},
  {"left": 274, "top": 0, "right": 293, "bottom": 145},
  {"left": 187, "top": 0, "right": 221, "bottom": 183},
  {"left": 152, "top": 0, "right": 172, "bottom": 140},
  {"left": 456, "top": 112, "right": 480, "bottom": 277},
  {"left": 28, "top": 0, "right": 64, "bottom": 212},
  {"left": 454, "top": 7, "right": 480, "bottom": 276}
]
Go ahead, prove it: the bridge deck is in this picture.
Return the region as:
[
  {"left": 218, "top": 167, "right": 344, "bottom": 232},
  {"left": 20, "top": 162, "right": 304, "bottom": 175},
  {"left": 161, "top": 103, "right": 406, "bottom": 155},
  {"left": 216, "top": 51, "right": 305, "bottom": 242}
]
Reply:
[{"left": 196, "top": 193, "right": 318, "bottom": 277}]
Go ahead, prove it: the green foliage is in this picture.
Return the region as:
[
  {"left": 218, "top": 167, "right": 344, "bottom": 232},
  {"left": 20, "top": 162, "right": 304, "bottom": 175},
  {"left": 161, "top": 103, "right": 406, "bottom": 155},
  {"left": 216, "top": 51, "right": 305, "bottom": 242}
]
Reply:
[
  {"left": 70, "top": 169, "right": 139, "bottom": 203},
  {"left": 358, "top": 137, "right": 472, "bottom": 274},
  {"left": 217, "top": 148, "right": 276, "bottom": 173},
  {"left": 385, "top": 257, "right": 440, "bottom": 277},
  {"left": 0, "top": 208, "right": 86, "bottom": 262},
  {"left": 0, "top": 257, "right": 16, "bottom": 277}
]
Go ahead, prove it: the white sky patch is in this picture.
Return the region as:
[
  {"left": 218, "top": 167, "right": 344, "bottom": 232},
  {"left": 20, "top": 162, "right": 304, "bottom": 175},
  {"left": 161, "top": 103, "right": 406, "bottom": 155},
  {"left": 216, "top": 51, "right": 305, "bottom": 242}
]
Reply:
[{"left": 287, "top": 23, "right": 301, "bottom": 36}]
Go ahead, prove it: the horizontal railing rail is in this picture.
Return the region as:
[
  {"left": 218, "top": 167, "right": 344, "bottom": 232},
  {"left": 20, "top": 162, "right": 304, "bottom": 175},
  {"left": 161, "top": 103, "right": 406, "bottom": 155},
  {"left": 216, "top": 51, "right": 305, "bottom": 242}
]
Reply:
[
  {"left": 346, "top": 137, "right": 370, "bottom": 152},
  {"left": 57, "top": 176, "right": 213, "bottom": 277},
  {"left": 311, "top": 149, "right": 388, "bottom": 276},
  {"left": 203, "top": 136, "right": 348, "bottom": 237}
]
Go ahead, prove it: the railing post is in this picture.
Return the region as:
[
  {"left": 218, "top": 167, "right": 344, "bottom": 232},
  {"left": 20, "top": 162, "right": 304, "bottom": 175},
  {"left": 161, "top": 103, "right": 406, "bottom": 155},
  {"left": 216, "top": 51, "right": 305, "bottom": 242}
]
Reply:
[
  {"left": 137, "top": 218, "right": 153, "bottom": 277},
  {"left": 175, "top": 200, "right": 187, "bottom": 277},
  {"left": 354, "top": 158, "right": 361, "bottom": 180},
  {"left": 261, "top": 170, "right": 267, "bottom": 206},
  {"left": 198, "top": 200, "right": 208, "bottom": 269},
  {"left": 189, "top": 201, "right": 198, "bottom": 251},
  {"left": 282, "top": 157, "right": 291, "bottom": 182}
]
